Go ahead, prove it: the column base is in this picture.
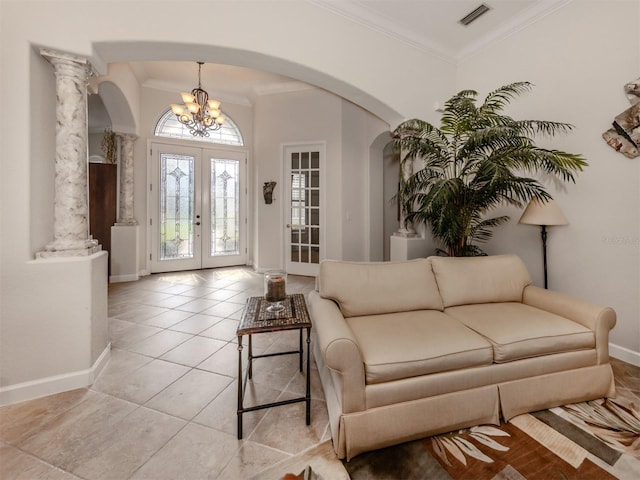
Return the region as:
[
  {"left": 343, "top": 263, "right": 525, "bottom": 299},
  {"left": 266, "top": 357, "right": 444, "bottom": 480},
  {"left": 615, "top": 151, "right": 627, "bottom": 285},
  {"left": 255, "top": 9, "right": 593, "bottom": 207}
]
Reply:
[
  {"left": 393, "top": 230, "right": 419, "bottom": 238},
  {"left": 110, "top": 225, "right": 140, "bottom": 283},
  {"left": 115, "top": 219, "right": 138, "bottom": 226},
  {"left": 37, "top": 240, "right": 102, "bottom": 259},
  {"left": 390, "top": 235, "right": 430, "bottom": 261}
]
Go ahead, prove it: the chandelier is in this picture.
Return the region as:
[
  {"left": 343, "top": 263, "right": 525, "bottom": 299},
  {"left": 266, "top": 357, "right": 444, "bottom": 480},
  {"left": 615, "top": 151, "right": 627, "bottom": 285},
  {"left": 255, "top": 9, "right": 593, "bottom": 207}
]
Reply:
[{"left": 170, "top": 62, "right": 225, "bottom": 137}]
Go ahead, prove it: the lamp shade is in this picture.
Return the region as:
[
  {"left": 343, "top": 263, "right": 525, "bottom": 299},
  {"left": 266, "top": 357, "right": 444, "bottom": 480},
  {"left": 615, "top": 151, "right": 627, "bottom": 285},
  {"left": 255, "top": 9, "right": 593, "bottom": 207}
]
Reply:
[{"left": 518, "top": 198, "right": 569, "bottom": 226}]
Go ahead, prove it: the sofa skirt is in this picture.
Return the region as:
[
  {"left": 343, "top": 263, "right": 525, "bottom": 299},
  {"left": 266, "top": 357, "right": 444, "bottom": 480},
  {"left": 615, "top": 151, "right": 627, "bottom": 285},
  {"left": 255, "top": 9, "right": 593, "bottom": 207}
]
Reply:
[
  {"left": 319, "top": 357, "right": 616, "bottom": 460},
  {"left": 499, "top": 363, "right": 615, "bottom": 420},
  {"left": 341, "top": 385, "right": 500, "bottom": 460}
]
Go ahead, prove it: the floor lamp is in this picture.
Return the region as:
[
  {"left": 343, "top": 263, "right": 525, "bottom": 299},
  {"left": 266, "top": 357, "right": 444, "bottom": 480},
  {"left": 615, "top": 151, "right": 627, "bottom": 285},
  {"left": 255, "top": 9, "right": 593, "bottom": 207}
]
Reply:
[{"left": 518, "top": 199, "right": 568, "bottom": 289}]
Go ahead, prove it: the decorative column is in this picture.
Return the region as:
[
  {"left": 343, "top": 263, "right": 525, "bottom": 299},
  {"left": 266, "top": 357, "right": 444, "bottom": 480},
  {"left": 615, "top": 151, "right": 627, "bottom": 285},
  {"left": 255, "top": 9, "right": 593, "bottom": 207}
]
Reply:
[
  {"left": 38, "top": 48, "right": 99, "bottom": 257},
  {"left": 115, "top": 133, "right": 138, "bottom": 225},
  {"left": 390, "top": 143, "right": 429, "bottom": 261},
  {"left": 395, "top": 145, "right": 417, "bottom": 237}
]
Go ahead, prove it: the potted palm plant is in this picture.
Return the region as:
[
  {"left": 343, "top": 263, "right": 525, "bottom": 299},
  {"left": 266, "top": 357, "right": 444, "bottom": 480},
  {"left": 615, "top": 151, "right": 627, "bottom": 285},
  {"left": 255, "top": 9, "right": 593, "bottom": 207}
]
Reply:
[{"left": 393, "top": 82, "right": 587, "bottom": 257}]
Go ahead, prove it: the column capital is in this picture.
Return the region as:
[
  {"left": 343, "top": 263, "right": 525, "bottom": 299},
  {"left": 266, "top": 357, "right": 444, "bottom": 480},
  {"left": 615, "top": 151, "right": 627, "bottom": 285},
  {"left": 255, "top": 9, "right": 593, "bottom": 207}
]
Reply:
[
  {"left": 40, "top": 48, "right": 95, "bottom": 79},
  {"left": 40, "top": 48, "right": 89, "bottom": 66},
  {"left": 116, "top": 132, "right": 138, "bottom": 142}
]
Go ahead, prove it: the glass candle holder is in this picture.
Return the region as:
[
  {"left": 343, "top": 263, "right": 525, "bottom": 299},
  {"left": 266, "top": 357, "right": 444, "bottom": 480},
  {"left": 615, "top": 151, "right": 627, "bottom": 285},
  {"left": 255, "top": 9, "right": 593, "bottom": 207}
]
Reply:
[{"left": 264, "top": 270, "right": 287, "bottom": 313}]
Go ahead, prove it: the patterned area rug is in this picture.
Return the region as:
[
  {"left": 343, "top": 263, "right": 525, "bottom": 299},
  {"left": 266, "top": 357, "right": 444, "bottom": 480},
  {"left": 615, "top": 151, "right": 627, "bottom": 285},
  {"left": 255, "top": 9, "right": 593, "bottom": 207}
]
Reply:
[{"left": 344, "top": 398, "right": 640, "bottom": 479}]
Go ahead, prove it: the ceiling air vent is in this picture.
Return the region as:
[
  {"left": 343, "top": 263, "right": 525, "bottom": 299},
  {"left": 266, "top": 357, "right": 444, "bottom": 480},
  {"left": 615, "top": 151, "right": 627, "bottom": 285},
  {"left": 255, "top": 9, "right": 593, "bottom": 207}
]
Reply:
[{"left": 459, "top": 4, "right": 491, "bottom": 26}]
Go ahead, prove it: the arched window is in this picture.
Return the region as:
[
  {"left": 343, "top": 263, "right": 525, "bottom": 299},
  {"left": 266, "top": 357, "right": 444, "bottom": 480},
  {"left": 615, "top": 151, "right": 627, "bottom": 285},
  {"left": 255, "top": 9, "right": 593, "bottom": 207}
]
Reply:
[{"left": 154, "top": 108, "right": 244, "bottom": 146}]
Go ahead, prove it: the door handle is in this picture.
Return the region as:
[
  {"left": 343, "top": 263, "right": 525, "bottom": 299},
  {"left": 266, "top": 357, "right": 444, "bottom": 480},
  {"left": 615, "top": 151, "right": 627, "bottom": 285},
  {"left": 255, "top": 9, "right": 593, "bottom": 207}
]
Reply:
[{"left": 286, "top": 224, "right": 291, "bottom": 228}]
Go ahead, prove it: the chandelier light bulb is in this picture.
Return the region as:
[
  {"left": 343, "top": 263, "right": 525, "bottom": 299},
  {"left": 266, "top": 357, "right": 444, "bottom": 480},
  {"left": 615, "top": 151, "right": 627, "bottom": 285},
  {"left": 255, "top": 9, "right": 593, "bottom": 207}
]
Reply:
[
  {"left": 186, "top": 102, "right": 200, "bottom": 113},
  {"left": 181, "top": 92, "right": 195, "bottom": 104}
]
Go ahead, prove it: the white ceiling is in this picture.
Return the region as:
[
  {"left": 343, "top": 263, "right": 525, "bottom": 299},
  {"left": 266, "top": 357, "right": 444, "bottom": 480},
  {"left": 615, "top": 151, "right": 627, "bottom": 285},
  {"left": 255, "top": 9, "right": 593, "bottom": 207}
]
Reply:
[
  {"left": 310, "top": 0, "right": 569, "bottom": 60},
  {"left": 92, "top": 0, "right": 570, "bottom": 124}
]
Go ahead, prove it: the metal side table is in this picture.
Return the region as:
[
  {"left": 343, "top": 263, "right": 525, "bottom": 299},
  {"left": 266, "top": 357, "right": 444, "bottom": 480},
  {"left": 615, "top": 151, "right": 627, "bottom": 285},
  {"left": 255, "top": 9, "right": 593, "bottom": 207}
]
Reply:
[{"left": 236, "top": 293, "right": 312, "bottom": 439}]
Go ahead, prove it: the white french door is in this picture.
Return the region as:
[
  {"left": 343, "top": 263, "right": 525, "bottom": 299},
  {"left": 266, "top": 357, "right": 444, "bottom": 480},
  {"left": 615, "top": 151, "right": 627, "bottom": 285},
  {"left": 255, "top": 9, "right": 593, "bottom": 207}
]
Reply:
[
  {"left": 284, "top": 143, "right": 324, "bottom": 276},
  {"left": 150, "top": 142, "right": 247, "bottom": 273}
]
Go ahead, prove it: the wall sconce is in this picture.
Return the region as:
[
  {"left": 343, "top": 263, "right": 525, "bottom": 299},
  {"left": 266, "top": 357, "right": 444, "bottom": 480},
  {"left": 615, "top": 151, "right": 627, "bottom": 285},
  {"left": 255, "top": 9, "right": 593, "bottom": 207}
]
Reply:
[{"left": 263, "top": 181, "right": 277, "bottom": 204}]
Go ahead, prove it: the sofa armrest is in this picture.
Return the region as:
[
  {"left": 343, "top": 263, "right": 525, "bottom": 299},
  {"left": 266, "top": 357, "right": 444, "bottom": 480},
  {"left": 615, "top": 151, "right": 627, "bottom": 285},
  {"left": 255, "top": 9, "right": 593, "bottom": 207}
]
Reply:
[
  {"left": 308, "top": 291, "right": 366, "bottom": 413},
  {"left": 522, "top": 285, "right": 616, "bottom": 364}
]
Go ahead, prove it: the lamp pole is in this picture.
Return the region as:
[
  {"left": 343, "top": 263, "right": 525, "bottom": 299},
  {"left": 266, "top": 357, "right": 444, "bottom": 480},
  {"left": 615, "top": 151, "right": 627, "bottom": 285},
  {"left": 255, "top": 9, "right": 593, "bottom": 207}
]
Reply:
[{"left": 540, "top": 225, "right": 548, "bottom": 289}]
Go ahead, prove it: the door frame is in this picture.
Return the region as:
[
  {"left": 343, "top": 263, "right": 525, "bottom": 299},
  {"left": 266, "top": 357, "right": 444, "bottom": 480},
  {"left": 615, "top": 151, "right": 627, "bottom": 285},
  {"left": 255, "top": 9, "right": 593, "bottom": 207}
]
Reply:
[
  {"left": 282, "top": 141, "right": 326, "bottom": 277},
  {"left": 147, "top": 139, "right": 249, "bottom": 273}
]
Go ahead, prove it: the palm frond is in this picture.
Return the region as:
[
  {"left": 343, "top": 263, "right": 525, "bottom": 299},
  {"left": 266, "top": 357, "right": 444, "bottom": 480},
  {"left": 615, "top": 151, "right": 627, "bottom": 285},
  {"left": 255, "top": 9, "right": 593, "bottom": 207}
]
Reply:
[
  {"left": 479, "top": 82, "right": 533, "bottom": 116},
  {"left": 395, "top": 82, "right": 586, "bottom": 257}
]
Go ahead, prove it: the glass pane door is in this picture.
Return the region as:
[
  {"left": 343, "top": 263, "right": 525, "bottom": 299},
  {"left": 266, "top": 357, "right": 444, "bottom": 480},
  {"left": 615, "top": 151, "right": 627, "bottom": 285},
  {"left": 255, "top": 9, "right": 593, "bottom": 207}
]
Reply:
[
  {"left": 202, "top": 151, "right": 246, "bottom": 269},
  {"left": 150, "top": 143, "right": 246, "bottom": 273},
  {"left": 160, "top": 153, "right": 196, "bottom": 261},
  {"left": 285, "top": 144, "right": 323, "bottom": 276},
  {"left": 211, "top": 158, "right": 239, "bottom": 256}
]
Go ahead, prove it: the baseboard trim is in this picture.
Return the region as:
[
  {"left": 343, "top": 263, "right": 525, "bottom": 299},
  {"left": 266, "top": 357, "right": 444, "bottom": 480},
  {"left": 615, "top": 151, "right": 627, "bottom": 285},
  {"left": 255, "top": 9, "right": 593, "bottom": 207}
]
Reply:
[
  {"left": 109, "top": 273, "right": 139, "bottom": 283},
  {"left": 609, "top": 342, "right": 640, "bottom": 366},
  {"left": 0, "top": 343, "right": 111, "bottom": 407}
]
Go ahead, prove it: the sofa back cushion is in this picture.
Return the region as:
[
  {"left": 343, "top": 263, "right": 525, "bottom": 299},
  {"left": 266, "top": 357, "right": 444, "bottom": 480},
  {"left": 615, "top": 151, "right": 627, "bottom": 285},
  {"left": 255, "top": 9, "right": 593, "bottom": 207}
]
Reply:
[
  {"left": 430, "top": 254, "right": 532, "bottom": 307},
  {"left": 318, "top": 258, "right": 443, "bottom": 317}
]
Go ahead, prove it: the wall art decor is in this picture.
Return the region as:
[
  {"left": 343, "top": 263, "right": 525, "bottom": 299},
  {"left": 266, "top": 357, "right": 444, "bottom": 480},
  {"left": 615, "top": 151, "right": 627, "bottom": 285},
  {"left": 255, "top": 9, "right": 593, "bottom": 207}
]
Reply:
[{"left": 602, "top": 77, "right": 640, "bottom": 158}]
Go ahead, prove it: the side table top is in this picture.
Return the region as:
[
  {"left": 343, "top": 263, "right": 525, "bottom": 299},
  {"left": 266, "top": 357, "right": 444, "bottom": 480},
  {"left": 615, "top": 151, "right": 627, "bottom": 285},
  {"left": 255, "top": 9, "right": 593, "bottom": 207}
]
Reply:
[{"left": 237, "top": 293, "right": 311, "bottom": 336}]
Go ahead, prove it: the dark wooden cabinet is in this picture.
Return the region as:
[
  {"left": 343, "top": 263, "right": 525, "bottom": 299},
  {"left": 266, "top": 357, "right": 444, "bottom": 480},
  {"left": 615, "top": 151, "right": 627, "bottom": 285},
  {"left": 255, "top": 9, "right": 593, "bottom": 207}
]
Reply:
[{"left": 89, "top": 163, "right": 117, "bottom": 273}]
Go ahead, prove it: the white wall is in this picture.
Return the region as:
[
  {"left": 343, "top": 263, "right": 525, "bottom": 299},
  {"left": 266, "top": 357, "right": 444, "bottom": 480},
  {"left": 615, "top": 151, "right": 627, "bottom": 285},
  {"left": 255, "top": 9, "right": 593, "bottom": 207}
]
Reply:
[
  {"left": 341, "top": 101, "right": 390, "bottom": 261},
  {"left": 252, "top": 90, "right": 388, "bottom": 269},
  {"left": 457, "top": 0, "right": 640, "bottom": 359},
  {"left": 253, "top": 89, "right": 343, "bottom": 269},
  {"left": 29, "top": 50, "right": 57, "bottom": 256},
  {"left": 0, "top": 252, "right": 109, "bottom": 405}
]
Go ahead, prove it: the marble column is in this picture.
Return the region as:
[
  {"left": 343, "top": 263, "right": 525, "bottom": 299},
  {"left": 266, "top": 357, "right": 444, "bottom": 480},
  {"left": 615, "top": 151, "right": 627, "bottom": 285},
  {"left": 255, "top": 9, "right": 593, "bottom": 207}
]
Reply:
[
  {"left": 116, "top": 133, "right": 138, "bottom": 225},
  {"left": 38, "top": 48, "right": 99, "bottom": 257}
]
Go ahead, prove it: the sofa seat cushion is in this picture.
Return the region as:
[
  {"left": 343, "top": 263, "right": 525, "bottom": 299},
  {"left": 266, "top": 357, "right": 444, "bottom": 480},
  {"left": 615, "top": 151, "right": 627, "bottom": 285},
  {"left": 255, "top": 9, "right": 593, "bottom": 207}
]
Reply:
[
  {"left": 345, "top": 310, "right": 493, "bottom": 384},
  {"left": 444, "top": 303, "right": 595, "bottom": 363}
]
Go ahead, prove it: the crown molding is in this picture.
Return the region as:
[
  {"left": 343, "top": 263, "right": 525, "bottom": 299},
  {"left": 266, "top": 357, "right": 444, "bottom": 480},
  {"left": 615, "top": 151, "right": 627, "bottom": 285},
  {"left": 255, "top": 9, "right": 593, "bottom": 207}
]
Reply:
[
  {"left": 141, "top": 78, "right": 254, "bottom": 107},
  {"left": 456, "top": 0, "right": 573, "bottom": 62},
  {"left": 307, "top": 0, "right": 457, "bottom": 64},
  {"left": 252, "top": 81, "right": 317, "bottom": 96},
  {"left": 309, "top": 0, "right": 573, "bottom": 65}
]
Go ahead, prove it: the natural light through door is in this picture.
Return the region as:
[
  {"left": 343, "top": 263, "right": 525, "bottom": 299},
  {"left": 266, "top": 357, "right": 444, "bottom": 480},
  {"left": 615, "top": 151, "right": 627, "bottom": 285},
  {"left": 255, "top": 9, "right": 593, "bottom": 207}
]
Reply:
[{"left": 150, "top": 143, "right": 247, "bottom": 273}]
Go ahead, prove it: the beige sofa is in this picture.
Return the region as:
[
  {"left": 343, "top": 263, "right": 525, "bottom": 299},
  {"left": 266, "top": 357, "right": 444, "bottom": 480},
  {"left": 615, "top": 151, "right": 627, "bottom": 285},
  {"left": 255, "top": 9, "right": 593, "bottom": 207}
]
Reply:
[{"left": 307, "top": 254, "right": 616, "bottom": 460}]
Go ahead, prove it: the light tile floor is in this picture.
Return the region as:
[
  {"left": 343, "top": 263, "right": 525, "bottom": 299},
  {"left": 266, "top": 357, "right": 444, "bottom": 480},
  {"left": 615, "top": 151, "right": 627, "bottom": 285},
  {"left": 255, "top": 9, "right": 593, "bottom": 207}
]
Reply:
[
  {"left": 0, "top": 267, "right": 333, "bottom": 480},
  {"left": 1, "top": 266, "right": 639, "bottom": 480}
]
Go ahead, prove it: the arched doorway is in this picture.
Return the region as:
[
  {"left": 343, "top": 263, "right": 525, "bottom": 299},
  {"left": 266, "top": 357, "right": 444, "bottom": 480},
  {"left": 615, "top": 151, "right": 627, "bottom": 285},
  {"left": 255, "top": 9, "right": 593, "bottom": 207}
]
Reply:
[{"left": 90, "top": 43, "right": 400, "bottom": 272}]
